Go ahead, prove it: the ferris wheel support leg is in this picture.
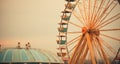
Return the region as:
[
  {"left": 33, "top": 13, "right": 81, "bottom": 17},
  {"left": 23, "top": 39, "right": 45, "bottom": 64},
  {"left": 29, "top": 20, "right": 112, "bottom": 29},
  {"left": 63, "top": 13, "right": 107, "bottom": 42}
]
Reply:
[
  {"left": 96, "top": 37, "right": 110, "bottom": 64},
  {"left": 68, "top": 34, "right": 85, "bottom": 64},
  {"left": 79, "top": 44, "right": 89, "bottom": 64},
  {"left": 74, "top": 39, "right": 87, "bottom": 64},
  {"left": 86, "top": 33, "right": 96, "bottom": 64}
]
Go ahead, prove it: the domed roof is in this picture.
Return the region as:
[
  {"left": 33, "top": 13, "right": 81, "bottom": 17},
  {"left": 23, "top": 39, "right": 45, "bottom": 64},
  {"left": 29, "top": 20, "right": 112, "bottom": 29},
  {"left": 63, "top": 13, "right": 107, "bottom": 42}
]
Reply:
[{"left": 0, "top": 48, "right": 63, "bottom": 64}]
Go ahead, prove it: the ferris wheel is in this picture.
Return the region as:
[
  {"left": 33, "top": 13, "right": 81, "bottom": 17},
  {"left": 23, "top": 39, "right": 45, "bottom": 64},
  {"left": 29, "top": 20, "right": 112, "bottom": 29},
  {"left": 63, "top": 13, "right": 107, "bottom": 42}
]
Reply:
[{"left": 57, "top": 0, "right": 120, "bottom": 64}]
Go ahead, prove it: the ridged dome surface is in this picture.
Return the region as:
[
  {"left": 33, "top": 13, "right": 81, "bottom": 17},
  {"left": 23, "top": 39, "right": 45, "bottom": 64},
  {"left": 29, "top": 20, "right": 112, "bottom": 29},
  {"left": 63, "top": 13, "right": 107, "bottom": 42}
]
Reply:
[{"left": 0, "top": 48, "right": 63, "bottom": 64}]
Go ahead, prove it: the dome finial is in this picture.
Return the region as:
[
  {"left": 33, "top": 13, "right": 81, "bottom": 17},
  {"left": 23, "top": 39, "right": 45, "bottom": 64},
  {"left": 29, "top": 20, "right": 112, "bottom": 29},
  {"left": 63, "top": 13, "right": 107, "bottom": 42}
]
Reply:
[
  {"left": 27, "top": 42, "right": 31, "bottom": 48},
  {"left": 25, "top": 44, "right": 28, "bottom": 49},
  {"left": 17, "top": 42, "right": 21, "bottom": 49},
  {"left": 0, "top": 44, "right": 1, "bottom": 50}
]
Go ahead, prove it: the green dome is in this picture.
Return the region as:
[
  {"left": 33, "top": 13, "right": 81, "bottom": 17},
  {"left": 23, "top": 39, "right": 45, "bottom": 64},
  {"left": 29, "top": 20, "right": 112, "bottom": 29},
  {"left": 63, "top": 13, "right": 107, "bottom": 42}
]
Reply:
[{"left": 0, "top": 48, "right": 63, "bottom": 64}]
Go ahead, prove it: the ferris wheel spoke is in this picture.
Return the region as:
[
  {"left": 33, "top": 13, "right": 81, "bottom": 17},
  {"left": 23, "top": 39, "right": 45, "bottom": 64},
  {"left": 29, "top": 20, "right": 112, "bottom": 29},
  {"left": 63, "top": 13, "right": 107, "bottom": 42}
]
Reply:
[
  {"left": 79, "top": 44, "right": 88, "bottom": 64},
  {"left": 99, "top": 37, "right": 117, "bottom": 55},
  {"left": 98, "top": 13, "right": 120, "bottom": 29},
  {"left": 67, "top": 31, "right": 82, "bottom": 34},
  {"left": 94, "top": 0, "right": 115, "bottom": 27},
  {"left": 83, "top": 0, "right": 88, "bottom": 24},
  {"left": 101, "top": 0, "right": 116, "bottom": 15},
  {"left": 69, "top": 34, "right": 85, "bottom": 64},
  {"left": 74, "top": 39, "right": 87, "bottom": 64},
  {"left": 67, "top": 38, "right": 79, "bottom": 47},
  {"left": 66, "top": 35, "right": 81, "bottom": 45},
  {"left": 94, "top": 36, "right": 115, "bottom": 58},
  {"left": 95, "top": 0, "right": 114, "bottom": 23},
  {"left": 90, "top": 0, "right": 97, "bottom": 23},
  {"left": 93, "top": 38, "right": 106, "bottom": 63},
  {"left": 96, "top": 2, "right": 118, "bottom": 27},
  {"left": 72, "top": 10, "right": 85, "bottom": 25},
  {"left": 86, "top": 33, "right": 96, "bottom": 64},
  {"left": 100, "top": 33, "right": 120, "bottom": 41},
  {"left": 69, "top": 21, "right": 82, "bottom": 28},
  {"left": 93, "top": 38, "right": 103, "bottom": 62},
  {"left": 92, "top": 0, "right": 106, "bottom": 24},
  {"left": 96, "top": 37, "right": 111, "bottom": 64},
  {"left": 77, "top": 3, "right": 87, "bottom": 25},
  {"left": 87, "top": 0, "right": 92, "bottom": 24},
  {"left": 95, "top": 0, "right": 106, "bottom": 18},
  {"left": 93, "top": 37, "right": 103, "bottom": 62},
  {"left": 69, "top": 44, "right": 77, "bottom": 54},
  {"left": 100, "top": 28, "right": 120, "bottom": 31}
]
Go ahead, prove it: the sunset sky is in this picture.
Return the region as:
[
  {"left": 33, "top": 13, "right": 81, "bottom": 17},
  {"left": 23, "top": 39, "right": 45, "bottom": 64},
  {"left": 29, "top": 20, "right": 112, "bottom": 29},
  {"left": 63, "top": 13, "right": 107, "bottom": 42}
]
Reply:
[{"left": 0, "top": 0, "right": 66, "bottom": 52}]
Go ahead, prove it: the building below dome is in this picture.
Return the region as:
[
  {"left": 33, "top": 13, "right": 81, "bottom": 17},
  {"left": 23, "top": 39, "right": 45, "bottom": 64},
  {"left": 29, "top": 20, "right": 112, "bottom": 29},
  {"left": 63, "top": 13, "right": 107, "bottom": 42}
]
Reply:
[{"left": 0, "top": 48, "right": 63, "bottom": 64}]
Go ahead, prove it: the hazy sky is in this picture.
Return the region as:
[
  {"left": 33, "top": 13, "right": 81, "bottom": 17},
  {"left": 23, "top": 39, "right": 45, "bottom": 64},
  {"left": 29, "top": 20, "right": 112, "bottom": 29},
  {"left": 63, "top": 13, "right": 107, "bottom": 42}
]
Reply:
[
  {"left": 0, "top": 0, "right": 65, "bottom": 52},
  {"left": 0, "top": 0, "right": 120, "bottom": 54}
]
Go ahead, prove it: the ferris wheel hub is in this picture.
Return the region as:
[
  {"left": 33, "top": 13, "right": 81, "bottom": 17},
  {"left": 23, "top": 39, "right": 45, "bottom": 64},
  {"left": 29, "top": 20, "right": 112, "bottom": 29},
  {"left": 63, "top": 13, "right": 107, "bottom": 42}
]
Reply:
[
  {"left": 82, "top": 27, "right": 87, "bottom": 34},
  {"left": 82, "top": 27, "right": 100, "bottom": 36}
]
